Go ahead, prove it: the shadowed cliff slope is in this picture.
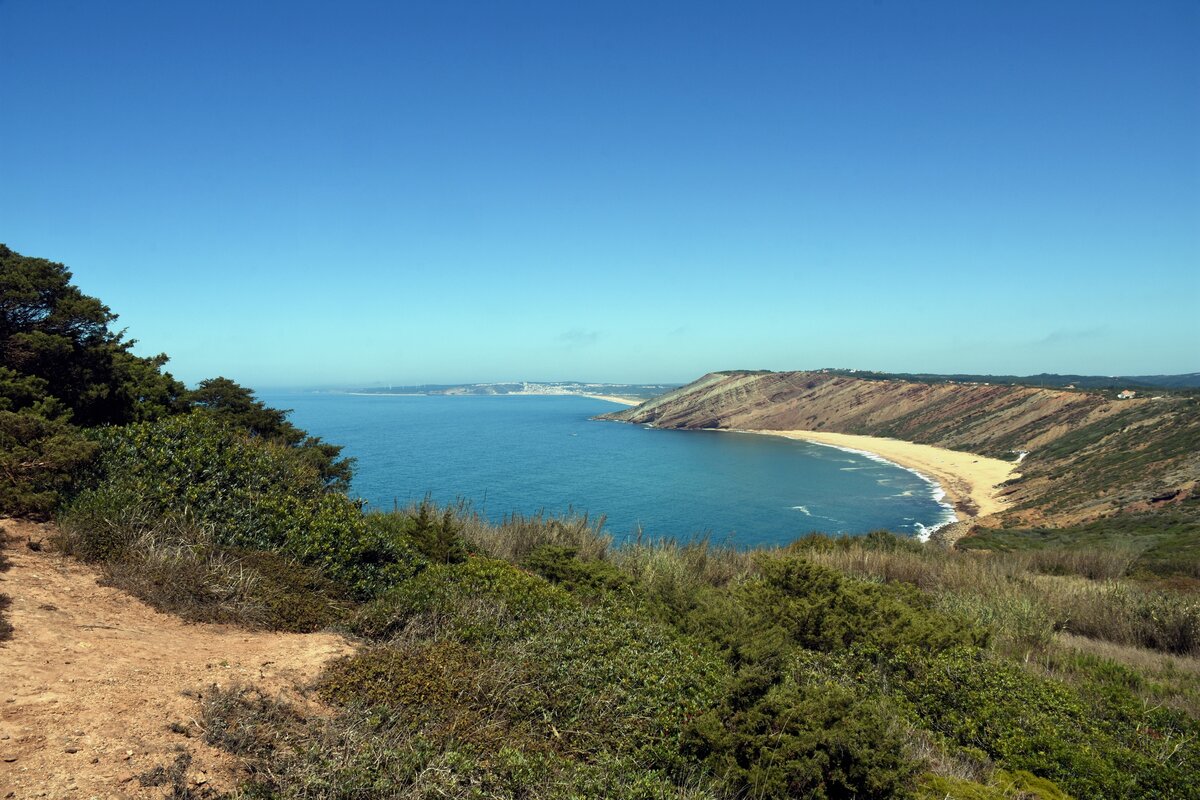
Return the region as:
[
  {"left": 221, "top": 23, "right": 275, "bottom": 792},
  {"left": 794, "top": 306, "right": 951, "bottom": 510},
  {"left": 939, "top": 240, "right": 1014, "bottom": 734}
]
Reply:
[{"left": 601, "top": 371, "right": 1200, "bottom": 525}]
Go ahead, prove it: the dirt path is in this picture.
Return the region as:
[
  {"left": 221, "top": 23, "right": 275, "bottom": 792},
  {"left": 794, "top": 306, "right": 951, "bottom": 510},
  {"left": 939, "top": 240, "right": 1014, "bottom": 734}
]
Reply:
[{"left": 0, "top": 519, "right": 355, "bottom": 799}]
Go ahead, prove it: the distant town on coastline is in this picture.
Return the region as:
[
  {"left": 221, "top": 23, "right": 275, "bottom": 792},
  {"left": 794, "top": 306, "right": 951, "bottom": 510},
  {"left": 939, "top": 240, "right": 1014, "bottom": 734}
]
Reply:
[{"left": 346, "top": 371, "right": 1200, "bottom": 401}]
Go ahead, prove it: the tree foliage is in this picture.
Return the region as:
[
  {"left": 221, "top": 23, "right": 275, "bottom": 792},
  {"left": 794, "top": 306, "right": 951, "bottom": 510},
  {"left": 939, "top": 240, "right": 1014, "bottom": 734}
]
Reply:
[
  {"left": 0, "top": 244, "right": 186, "bottom": 426},
  {"left": 186, "top": 376, "right": 354, "bottom": 491},
  {"left": 0, "top": 244, "right": 351, "bottom": 514},
  {"left": 61, "top": 414, "right": 414, "bottom": 597}
]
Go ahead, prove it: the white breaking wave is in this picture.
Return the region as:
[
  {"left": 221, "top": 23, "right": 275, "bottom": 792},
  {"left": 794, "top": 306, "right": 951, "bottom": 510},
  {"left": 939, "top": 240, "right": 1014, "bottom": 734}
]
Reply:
[{"left": 791, "top": 439, "right": 959, "bottom": 543}]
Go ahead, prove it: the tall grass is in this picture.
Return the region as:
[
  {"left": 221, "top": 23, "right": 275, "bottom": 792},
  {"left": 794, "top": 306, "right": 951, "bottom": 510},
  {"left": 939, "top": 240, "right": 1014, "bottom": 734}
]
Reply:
[
  {"left": 458, "top": 507, "right": 756, "bottom": 595},
  {"left": 1041, "top": 576, "right": 1199, "bottom": 656},
  {"left": 792, "top": 536, "right": 1199, "bottom": 658},
  {"left": 459, "top": 508, "right": 613, "bottom": 563},
  {"left": 455, "top": 509, "right": 1198, "bottom": 659},
  {"left": 611, "top": 533, "right": 756, "bottom": 591}
]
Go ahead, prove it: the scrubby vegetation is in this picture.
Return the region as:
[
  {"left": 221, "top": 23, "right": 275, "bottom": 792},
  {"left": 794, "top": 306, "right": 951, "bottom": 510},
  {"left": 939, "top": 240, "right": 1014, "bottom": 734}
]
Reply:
[
  {"left": 965, "top": 509, "right": 1200, "bottom": 577},
  {"left": 179, "top": 514, "right": 1199, "bottom": 799},
  {"left": 0, "top": 529, "right": 12, "bottom": 642},
  {"left": 3, "top": 244, "right": 1199, "bottom": 798}
]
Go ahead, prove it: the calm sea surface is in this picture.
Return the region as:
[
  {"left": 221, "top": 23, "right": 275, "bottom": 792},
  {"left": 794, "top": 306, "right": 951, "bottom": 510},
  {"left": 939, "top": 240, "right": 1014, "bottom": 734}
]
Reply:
[{"left": 261, "top": 392, "right": 955, "bottom": 548}]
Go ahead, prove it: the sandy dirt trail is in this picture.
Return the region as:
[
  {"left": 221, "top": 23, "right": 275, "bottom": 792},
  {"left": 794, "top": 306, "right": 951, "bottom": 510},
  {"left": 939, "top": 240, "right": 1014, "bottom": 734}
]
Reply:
[{"left": 0, "top": 518, "right": 354, "bottom": 799}]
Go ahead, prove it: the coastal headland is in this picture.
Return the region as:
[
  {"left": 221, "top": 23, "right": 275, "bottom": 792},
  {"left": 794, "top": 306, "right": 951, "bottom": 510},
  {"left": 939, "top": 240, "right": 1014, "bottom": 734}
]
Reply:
[{"left": 601, "top": 369, "right": 1199, "bottom": 527}]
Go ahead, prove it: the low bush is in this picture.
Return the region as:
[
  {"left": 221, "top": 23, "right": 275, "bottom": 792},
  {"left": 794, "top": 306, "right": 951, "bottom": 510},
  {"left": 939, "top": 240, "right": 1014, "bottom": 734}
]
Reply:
[
  {"left": 275, "top": 494, "right": 425, "bottom": 598},
  {"left": 522, "top": 543, "right": 631, "bottom": 595},
  {"left": 351, "top": 556, "right": 575, "bottom": 642},
  {"left": 518, "top": 603, "right": 730, "bottom": 772},
  {"left": 684, "top": 677, "right": 917, "bottom": 800},
  {"left": 789, "top": 533, "right": 1199, "bottom": 660},
  {"left": 963, "top": 514, "right": 1200, "bottom": 578},
  {"left": 0, "top": 528, "right": 10, "bottom": 643},
  {"left": 200, "top": 683, "right": 722, "bottom": 799},
  {"left": 740, "top": 555, "right": 986, "bottom": 656},
  {"left": 61, "top": 414, "right": 425, "bottom": 598},
  {"left": 318, "top": 641, "right": 537, "bottom": 753},
  {"left": 344, "top": 553, "right": 731, "bottom": 781},
  {"left": 888, "top": 646, "right": 1200, "bottom": 799},
  {"left": 0, "top": 594, "right": 11, "bottom": 643},
  {"left": 233, "top": 549, "right": 352, "bottom": 632}
]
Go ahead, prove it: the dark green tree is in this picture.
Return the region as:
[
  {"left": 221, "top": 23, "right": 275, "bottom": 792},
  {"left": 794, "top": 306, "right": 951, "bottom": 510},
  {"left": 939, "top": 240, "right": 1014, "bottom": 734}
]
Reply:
[
  {"left": 0, "top": 244, "right": 186, "bottom": 425},
  {"left": 406, "top": 499, "right": 467, "bottom": 564},
  {"left": 186, "top": 377, "right": 354, "bottom": 491}
]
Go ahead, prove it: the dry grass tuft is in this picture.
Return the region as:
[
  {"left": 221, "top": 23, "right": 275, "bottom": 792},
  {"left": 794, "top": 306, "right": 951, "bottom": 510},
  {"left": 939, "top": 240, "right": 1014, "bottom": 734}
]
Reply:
[
  {"left": 795, "top": 539, "right": 1199, "bottom": 660},
  {"left": 459, "top": 509, "right": 613, "bottom": 564},
  {"left": 55, "top": 514, "right": 347, "bottom": 632}
]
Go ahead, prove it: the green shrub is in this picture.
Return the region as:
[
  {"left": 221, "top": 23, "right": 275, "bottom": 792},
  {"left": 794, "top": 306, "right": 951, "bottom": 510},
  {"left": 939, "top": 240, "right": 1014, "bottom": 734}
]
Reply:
[
  {"left": 0, "top": 406, "right": 98, "bottom": 518},
  {"left": 64, "top": 413, "right": 326, "bottom": 547},
  {"left": 518, "top": 603, "right": 730, "bottom": 772},
  {"left": 684, "top": 678, "right": 918, "bottom": 799},
  {"left": 231, "top": 549, "right": 351, "bottom": 632},
  {"left": 275, "top": 494, "right": 425, "bottom": 598},
  {"left": 347, "top": 556, "right": 729, "bottom": 778},
  {"left": 200, "top": 683, "right": 722, "bottom": 799},
  {"left": 523, "top": 543, "right": 631, "bottom": 595},
  {"left": 351, "top": 556, "right": 575, "bottom": 641},
  {"left": 61, "top": 414, "right": 423, "bottom": 598},
  {"left": 402, "top": 501, "right": 468, "bottom": 564},
  {"left": 889, "top": 646, "right": 1198, "bottom": 799},
  {"left": 739, "top": 555, "right": 985, "bottom": 655}
]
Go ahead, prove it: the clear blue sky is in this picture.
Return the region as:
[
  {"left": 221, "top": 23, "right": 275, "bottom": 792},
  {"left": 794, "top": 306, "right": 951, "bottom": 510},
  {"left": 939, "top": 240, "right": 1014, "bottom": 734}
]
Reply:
[{"left": 2, "top": 1, "right": 1197, "bottom": 388}]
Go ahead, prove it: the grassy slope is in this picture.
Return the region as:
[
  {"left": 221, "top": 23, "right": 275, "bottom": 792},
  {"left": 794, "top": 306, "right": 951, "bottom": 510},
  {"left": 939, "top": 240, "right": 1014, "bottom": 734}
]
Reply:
[{"left": 964, "top": 507, "right": 1200, "bottom": 578}]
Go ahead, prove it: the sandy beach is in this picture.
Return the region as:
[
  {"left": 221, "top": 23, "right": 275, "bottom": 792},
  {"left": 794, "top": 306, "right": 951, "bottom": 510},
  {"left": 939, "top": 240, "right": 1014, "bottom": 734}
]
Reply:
[
  {"left": 737, "top": 429, "right": 1019, "bottom": 519},
  {"left": 584, "top": 394, "right": 642, "bottom": 406}
]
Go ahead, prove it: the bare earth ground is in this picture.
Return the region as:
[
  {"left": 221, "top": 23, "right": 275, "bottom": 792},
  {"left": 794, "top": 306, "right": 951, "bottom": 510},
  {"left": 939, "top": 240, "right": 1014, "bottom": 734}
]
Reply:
[{"left": 0, "top": 518, "right": 354, "bottom": 799}]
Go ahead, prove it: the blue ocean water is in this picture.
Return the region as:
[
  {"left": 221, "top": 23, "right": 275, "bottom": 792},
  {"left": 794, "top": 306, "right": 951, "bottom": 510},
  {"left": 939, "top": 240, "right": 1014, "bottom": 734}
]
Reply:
[{"left": 261, "top": 392, "right": 955, "bottom": 548}]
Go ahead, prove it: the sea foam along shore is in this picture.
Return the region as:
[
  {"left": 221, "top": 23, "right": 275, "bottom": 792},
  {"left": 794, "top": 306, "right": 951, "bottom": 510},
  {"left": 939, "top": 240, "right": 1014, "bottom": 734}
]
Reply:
[{"left": 731, "top": 429, "right": 1020, "bottom": 540}]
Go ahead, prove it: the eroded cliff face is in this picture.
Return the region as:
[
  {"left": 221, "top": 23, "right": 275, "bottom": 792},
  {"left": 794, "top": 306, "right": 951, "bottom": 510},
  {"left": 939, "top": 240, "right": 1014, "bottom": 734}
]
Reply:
[{"left": 601, "top": 371, "right": 1199, "bottom": 525}]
